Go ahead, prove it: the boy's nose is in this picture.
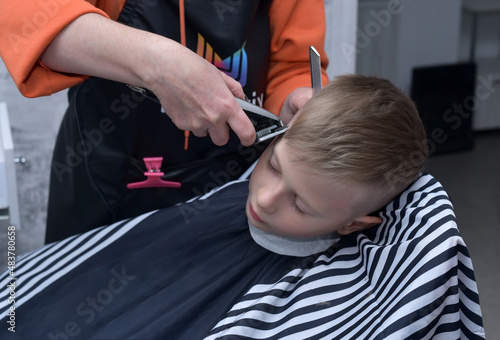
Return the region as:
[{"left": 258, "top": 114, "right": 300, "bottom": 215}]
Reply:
[{"left": 256, "top": 186, "right": 278, "bottom": 214}]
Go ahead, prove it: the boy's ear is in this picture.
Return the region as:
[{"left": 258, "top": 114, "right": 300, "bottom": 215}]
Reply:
[{"left": 338, "top": 215, "right": 382, "bottom": 235}]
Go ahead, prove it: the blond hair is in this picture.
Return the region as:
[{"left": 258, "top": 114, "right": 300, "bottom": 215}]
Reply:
[{"left": 284, "top": 75, "right": 428, "bottom": 213}]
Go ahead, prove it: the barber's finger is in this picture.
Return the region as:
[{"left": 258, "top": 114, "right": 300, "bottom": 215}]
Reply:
[
  {"left": 207, "top": 123, "right": 230, "bottom": 146},
  {"left": 220, "top": 71, "right": 246, "bottom": 100},
  {"left": 192, "top": 128, "right": 209, "bottom": 138},
  {"left": 295, "top": 88, "right": 314, "bottom": 109},
  {"left": 227, "top": 108, "right": 256, "bottom": 146}
]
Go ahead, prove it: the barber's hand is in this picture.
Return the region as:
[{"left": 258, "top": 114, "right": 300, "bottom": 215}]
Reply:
[
  {"left": 41, "top": 13, "right": 256, "bottom": 145},
  {"left": 40, "top": 14, "right": 255, "bottom": 146},
  {"left": 146, "top": 43, "right": 256, "bottom": 146},
  {"left": 279, "top": 87, "right": 314, "bottom": 125}
]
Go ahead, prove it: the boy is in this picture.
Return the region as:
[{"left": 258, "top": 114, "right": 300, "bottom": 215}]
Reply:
[
  {"left": 0, "top": 75, "right": 433, "bottom": 339},
  {"left": 246, "top": 75, "right": 427, "bottom": 255}
]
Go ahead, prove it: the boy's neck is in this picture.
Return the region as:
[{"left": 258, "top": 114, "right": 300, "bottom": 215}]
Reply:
[{"left": 248, "top": 220, "right": 339, "bottom": 257}]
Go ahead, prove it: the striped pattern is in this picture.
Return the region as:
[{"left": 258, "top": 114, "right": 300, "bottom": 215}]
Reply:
[
  {"left": 0, "top": 211, "right": 156, "bottom": 320},
  {"left": 0, "top": 174, "right": 485, "bottom": 339},
  {"left": 205, "top": 174, "right": 485, "bottom": 339}
]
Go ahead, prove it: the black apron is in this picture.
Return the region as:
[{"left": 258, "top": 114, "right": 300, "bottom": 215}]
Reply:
[{"left": 47, "top": 0, "right": 271, "bottom": 243}]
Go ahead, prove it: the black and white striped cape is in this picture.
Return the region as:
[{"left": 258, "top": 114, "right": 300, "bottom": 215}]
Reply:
[
  {"left": 0, "top": 174, "right": 485, "bottom": 339},
  {"left": 206, "top": 174, "right": 485, "bottom": 339}
]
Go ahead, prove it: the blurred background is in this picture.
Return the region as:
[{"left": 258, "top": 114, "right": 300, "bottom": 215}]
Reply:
[{"left": 0, "top": 0, "right": 498, "bottom": 337}]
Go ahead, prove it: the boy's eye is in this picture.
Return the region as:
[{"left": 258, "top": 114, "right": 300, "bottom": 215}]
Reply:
[
  {"left": 266, "top": 157, "right": 305, "bottom": 216},
  {"left": 291, "top": 198, "right": 306, "bottom": 216},
  {"left": 266, "top": 158, "right": 279, "bottom": 175}
]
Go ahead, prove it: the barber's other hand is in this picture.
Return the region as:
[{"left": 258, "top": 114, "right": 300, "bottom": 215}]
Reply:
[
  {"left": 279, "top": 87, "right": 314, "bottom": 125},
  {"left": 146, "top": 42, "right": 256, "bottom": 146}
]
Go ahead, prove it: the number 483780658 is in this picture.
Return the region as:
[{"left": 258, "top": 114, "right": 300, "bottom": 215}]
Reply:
[{"left": 7, "top": 225, "right": 16, "bottom": 276}]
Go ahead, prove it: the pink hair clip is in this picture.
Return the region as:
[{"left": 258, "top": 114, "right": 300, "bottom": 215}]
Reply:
[{"left": 127, "top": 157, "right": 181, "bottom": 189}]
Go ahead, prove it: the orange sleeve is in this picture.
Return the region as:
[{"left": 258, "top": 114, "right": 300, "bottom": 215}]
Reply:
[
  {"left": 0, "top": 0, "right": 126, "bottom": 98},
  {"left": 264, "top": 0, "right": 330, "bottom": 115}
]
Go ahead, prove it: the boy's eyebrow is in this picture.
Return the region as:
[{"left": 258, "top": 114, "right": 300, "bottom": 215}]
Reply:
[{"left": 272, "top": 142, "right": 321, "bottom": 216}]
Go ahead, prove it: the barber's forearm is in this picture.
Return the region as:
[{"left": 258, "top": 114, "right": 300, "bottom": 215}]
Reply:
[
  {"left": 40, "top": 13, "right": 169, "bottom": 89},
  {"left": 40, "top": 13, "right": 255, "bottom": 146}
]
